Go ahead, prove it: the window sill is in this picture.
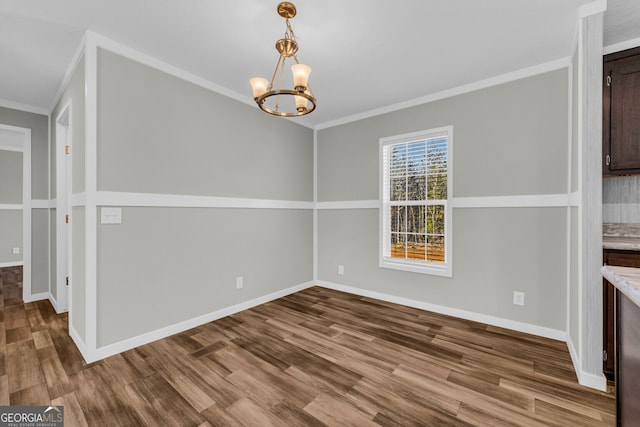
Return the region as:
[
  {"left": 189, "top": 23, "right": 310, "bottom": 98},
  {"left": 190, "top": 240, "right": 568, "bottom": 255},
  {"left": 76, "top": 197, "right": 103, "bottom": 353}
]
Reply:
[{"left": 380, "top": 258, "right": 452, "bottom": 277}]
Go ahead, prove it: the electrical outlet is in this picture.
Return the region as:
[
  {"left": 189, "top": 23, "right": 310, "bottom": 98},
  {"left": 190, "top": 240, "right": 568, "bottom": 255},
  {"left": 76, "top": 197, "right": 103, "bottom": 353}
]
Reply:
[
  {"left": 338, "top": 265, "right": 344, "bottom": 275},
  {"left": 513, "top": 291, "right": 525, "bottom": 306},
  {"left": 236, "top": 276, "right": 243, "bottom": 289},
  {"left": 12, "top": 247, "right": 20, "bottom": 255}
]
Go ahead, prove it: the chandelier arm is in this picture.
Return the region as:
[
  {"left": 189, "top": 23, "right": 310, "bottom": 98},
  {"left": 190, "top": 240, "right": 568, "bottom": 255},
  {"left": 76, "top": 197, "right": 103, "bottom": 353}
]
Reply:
[
  {"left": 274, "top": 54, "right": 288, "bottom": 112},
  {"left": 269, "top": 54, "right": 285, "bottom": 91}
]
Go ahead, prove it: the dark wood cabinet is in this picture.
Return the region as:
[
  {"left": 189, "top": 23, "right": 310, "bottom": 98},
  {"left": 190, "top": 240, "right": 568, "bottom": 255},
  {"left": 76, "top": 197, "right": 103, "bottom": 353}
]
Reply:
[
  {"left": 603, "top": 46, "right": 640, "bottom": 176},
  {"left": 602, "top": 249, "right": 640, "bottom": 380},
  {"left": 617, "top": 290, "right": 640, "bottom": 426}
]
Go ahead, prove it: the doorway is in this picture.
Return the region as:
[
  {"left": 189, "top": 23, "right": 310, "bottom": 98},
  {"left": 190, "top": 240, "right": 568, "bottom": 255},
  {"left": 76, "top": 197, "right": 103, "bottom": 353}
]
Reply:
[{"left": 0, "top": 124, "right": 31, "bottom": 300}]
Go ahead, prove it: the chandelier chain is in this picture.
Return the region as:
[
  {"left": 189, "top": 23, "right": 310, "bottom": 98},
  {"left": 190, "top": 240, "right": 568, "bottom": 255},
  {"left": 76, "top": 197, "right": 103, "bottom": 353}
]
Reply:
[{"left": 284, "top": 19, "right": 296, "bottom": 41}]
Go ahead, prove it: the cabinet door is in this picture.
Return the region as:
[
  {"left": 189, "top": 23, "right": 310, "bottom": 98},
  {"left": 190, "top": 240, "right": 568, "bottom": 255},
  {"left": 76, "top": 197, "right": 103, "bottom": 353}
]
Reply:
[
  {"left": 604, "top": 54, "right": 640, "bottom": 173},
  {"left": 603, "top": 250, "right": 640, "bottom": 379}
]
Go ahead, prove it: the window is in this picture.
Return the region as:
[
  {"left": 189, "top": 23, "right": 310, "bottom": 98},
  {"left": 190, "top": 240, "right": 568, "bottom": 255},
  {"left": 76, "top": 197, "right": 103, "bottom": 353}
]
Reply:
[{"left": 380, "top": 126, "right": 452, "bottom": 276}]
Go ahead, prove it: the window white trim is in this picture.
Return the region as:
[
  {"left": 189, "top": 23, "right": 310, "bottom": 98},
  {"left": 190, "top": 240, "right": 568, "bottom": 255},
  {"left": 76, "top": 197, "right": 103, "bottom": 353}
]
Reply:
[{"left": 379, "top": 126, "right": 453, "bottom": 277}]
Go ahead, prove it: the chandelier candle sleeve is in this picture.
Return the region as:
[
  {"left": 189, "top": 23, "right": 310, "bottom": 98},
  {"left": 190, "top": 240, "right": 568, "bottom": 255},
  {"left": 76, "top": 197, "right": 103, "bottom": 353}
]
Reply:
[
  {"left": 291, "top": 64, "right": 311, "bottom": 91},
  {"left": 249, "top": 2, "right": 316, "bottom": 117},
  {"left": 250, "top": 78, "right": 269, "bottom": 98}
]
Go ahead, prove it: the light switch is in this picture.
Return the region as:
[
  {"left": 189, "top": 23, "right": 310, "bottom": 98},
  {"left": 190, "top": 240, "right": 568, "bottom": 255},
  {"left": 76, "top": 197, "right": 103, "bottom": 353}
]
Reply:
[
  {"left": 101, "top": 207, "right": 122, "bottom": 224},
  {"left": 12, "top": 247, "right": 20, "bottom": 255}
]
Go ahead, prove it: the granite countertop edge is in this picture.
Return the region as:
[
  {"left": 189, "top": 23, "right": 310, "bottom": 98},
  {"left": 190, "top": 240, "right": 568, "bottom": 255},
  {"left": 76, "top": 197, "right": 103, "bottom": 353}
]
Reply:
[
  {"left": 603, "top": 236, "right": 640, "bottom": 251},
  {"left": 601, "top": 265, "right": 640, "bottom": 308}
]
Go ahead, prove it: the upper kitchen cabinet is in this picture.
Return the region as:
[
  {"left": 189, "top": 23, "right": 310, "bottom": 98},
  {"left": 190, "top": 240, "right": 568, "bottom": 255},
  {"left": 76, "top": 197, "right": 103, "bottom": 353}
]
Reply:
[{"left": 603, "top": 46, "right": 640, "bottom": 176}]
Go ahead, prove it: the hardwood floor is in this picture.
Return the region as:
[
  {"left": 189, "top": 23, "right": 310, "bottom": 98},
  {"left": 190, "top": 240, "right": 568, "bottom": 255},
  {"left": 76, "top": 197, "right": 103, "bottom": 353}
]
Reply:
[{"left": 1, "top": 266, "right": 615, "bottom": 426}]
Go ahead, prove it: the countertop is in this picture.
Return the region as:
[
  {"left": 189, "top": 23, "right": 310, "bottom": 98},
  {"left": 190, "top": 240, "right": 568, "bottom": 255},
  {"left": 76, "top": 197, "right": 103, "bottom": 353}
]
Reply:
[
  {"left": 601, "top": 265, "right": 640, "bottom": 308},
  {"left": 603, "top": 223, "right": 640, "bottom": 251}
]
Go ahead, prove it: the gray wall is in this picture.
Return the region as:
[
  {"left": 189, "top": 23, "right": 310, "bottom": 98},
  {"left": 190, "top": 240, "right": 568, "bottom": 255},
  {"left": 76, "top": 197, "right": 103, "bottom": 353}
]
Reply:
[
  {"left": 32, "top": 209, "right": 49, "bottom": 295},
  {"left": 72, "top": 206, "right": 86, "bottom": 341},
  {"left": 318, "top": 70, "right": 568, "bottom": 202},
  {"left": 0, "top": 107, "right": 49, "bottom": 295},
  {"left": 97, "top": 207, "right": 312, "bottom": 346},
  {"left": 0, "top": 210, "right": 22, "bottom": 264},
  {"left": 0, "top": 151, "right": 23, "bottom": 203},
  {"left": 95, "top": 49, "right": 314, "bottom": 347},
  {"left": 97, "top": 49, "right": 313, "bottom": 200},
  {"left": 0, "top": 150, "right": 22, "bottom": 264},
  {"left": 0, "top": 107, "right": 49, "bottom": 199},
  {"left": 317, "top": 69, "right": 570, "bottom": 331}
]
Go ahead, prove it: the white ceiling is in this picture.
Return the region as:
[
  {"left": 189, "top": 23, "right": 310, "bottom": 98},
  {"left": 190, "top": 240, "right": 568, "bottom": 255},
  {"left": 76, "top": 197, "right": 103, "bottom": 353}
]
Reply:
[{"left": 1, "top": 0, "right": 638, "bottom": 127}]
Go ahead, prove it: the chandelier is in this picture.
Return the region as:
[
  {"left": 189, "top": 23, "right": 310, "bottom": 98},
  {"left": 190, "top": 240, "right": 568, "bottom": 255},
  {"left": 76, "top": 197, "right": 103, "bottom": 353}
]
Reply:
[{"left": 249, "top": 2, "right": 316, "bottom": 117}]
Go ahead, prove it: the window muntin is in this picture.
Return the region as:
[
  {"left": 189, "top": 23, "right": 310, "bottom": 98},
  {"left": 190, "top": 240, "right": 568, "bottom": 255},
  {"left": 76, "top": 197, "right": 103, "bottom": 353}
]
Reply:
[{"left": 380, "top": 127, "right": 452, "bottom": 276}]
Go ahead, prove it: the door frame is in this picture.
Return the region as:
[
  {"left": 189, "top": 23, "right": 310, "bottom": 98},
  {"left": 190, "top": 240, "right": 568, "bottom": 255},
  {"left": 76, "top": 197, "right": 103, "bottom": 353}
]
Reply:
[{"left": 54, "top": 102, "right": 72, "bottom": 313}]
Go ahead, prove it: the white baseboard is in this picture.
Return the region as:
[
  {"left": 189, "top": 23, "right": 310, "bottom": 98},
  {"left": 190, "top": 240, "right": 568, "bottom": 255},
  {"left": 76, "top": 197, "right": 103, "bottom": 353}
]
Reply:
[
  {"left": 83, "top": 281, "right": 315, "bottom": 363},
  {"left": 576, "top": 370, "right": 608, "bottom": 392},
  {"left": 566, "top": 335, "right": 608, "bottom": 391},
  {"left": 317, "top": 281, "right": 567, "bottom": 342},
  {"left": 0, "top": 261, "right": 23, "bottom": 268},
  {"left": 47, "top": 293, "right": 68, "bottom": 314},
  {"left": 69, "top": 324, "right": 92, "bottom": 363},
  {"left": 23, "top": 292, "right": 49, "bottom": 303}
]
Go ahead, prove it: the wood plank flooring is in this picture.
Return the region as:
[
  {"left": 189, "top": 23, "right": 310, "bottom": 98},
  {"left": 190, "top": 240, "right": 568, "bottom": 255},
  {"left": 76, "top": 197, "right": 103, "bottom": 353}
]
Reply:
[{"left": 0, "top": 266, "right": 615, "bottom": 426}]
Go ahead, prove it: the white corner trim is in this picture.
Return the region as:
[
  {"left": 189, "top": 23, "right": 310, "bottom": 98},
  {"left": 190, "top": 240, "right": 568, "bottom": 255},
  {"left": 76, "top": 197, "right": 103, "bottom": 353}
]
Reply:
[
  {"left": 71, "top": 193, "right": 86, "bottom": 207},
  {"left": 315, "top": 194, "right": 577, "bottom": 210},
  {"left": 0, "top": 99, "right": 49, "bottom": 116},
  {"left": 0, "top": 204, "right": 23, "bottom": 210},
  {"left": 313, "top": 129, "right": 318, "bottom": 282},
  {"left": 452, "top": 193, "right": 570, "bottom": 208},
  {"left": 95, "top": 191, "right": 314, "bottom": 210},
  {"left": 603, "top": 37, "right": 640, "bottom": 55},
  {"left": 579, "top": 0, "right": 607, "bottom": 18},
  {"left": 83, "top": 281, "right": 315, "bottom": 363},
  {"left": 315, "top": 57, "right": 571, "bottom": 130},
  {"left": 0, "top": 261, "right": 23, "bottom": 268},
  {"left": 31, "top": 200, "right": 49, "bottom": 209},
  {"left": 568, "top": 191, "right": 581, "bottom": 207},
  {"left": 316, "top": 200, "right": 379, "bottom": 210},
  {"left": 85, "top": 33, "right": 99, "bottom": 354},
  {"left": 0, "top": 145, "right": 23, "bottom": 153},
  {"left": 317, "top": 281, "right": 567, "bottom": 342}
]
